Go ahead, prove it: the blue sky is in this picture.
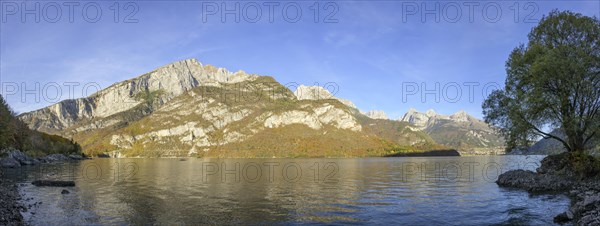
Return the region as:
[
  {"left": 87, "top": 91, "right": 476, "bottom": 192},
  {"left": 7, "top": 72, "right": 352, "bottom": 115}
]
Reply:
[{"left": 1, "top": 1, "right": 598, "bottom": 119}]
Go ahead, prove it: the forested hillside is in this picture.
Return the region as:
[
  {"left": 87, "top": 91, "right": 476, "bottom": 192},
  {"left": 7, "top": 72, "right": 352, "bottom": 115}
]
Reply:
[{"left": 0, "top": 95, "right": 81, "bottom": 157}]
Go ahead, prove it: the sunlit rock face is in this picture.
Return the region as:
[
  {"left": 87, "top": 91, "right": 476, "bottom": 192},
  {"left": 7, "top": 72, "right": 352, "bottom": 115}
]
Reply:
[
  {"left": 364, "top": 110, "right": 388, "bottom": 120},
  {"left": 264, "top": 104, "right": 361, "bottom": 132},
  {"left": 293, "top": 85, "right": 357, "bottom": 109},
  {"left": 19, "top": 59, "right": 258, "bottom": 133},
  {"left": 400, "top": 108, "right": 438, "bottom": 130},
  {"left": 399, "top": 109, "right": 477, "bottom": 131}
]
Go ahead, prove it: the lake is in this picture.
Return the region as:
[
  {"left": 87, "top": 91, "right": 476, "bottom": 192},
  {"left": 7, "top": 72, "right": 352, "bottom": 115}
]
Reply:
[{"left": 2, "top": 156, "right": 570, "bottom": 225}]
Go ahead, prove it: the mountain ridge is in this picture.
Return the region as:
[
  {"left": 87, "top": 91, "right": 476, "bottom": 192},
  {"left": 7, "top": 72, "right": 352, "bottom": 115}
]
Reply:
[
  {"left": 18, "top": 59, "right": 503, "bottom": 157},
  {"left": 19, "top": 59, "right": 257, "bottom": 133}
]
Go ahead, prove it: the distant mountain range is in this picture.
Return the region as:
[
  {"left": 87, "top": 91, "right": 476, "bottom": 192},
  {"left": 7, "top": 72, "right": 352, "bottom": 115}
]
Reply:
[
  {"left": 398, "top": 108, "right": 505, "bottom": 155},
  {"left": 510, "top": 129, "right": 599, "bottom": 156},
  {"left": 18, "top": 59, "right": 505, "bottom": 157}
]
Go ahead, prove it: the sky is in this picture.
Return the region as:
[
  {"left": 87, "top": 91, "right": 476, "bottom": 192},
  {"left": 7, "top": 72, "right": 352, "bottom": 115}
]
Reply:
[{"left": 1, "top": 0, "right": 598, "bottom": 119}]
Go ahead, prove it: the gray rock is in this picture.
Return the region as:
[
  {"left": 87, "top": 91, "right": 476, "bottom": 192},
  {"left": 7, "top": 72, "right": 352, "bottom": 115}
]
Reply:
[
  {"left": 584, "top": 194, "right": 600, "bottom": 207},
  {"left": 578, "top": 212, "right": 600, "bottom": 225},
  {"left": 7, "top": 149, "right": 35, "bottom": 165},
  {"left": 500, "top": 153, "right": 600, "bottom": 224},
  {"left": 536, "top": 152, "right": 570, "bottom": 175},
  {"left": 32, "top": 180, "right": 75, "bottom": 187},
  {"left": 0, "top": 178, "right": 25, "bottom": 225},
  {"left": 31, "top": 158, "right": 41, "bottom": 165},
  {"left": 0, "top": 158, "right": 21, "bottom": 168},
  {"left": 554, "top": 212, "right": 570, "bottom": 223},
  {"left": 68, "top": 154, "right": 84, "bottom": 160},
  {"left": 44, "top": 154, "right": 69, "bottom": 162},
  {"left": 496, "top": 169, "right": 574, "bottom": 192},
  {"left": 567, "top": 210, "right": 574, "bottom": 219}
]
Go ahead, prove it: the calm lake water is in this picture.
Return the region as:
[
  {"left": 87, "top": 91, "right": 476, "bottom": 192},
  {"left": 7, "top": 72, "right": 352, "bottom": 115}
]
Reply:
[{"left": 2, "top": 156, "right": 571, "bottom": 225}]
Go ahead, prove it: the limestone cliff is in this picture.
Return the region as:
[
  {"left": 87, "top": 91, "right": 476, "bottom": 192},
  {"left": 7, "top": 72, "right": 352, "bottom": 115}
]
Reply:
[{"left": 19, "top": 59, "right": 257, "bottom": 134}]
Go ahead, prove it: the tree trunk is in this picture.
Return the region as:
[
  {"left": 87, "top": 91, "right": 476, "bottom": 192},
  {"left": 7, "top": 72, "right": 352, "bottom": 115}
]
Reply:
[{"left": 568, "top": 133, "right": 585, "bottom": 152}]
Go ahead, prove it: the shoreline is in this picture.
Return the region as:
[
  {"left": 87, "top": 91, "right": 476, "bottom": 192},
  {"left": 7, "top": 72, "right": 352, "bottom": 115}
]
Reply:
[
  {"left": 0, "top": 149, "right": 86, "bottom": 226},
  {"left": 0, "top": 170, "right": 25, "bottom": 226},
  {"left": 496, "top": 152, "right": 600, "bottom": 225}
]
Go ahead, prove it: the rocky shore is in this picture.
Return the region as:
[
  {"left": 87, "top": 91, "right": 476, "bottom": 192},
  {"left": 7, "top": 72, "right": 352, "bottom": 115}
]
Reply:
[
  {"left": 0, "top": 149, "right": 86, "bottom": 225},
  {"left": 497, "top": 152, "right": 600, "bottom": 225},
  {"left": 0, "top": 148, "right": 86, "bottom": 168},
  {"left": 0, "top": 170, "right": 24, "bottom": 226}
]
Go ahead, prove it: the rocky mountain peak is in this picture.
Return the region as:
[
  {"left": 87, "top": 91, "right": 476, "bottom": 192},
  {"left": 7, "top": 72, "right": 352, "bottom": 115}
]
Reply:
[
  {"left": 400, "top": 109, "right": 431, "bottom": 129},
  {"left": 293, "top": 85, "right": 357, "bottom": 109},
  {"left": 165, "top": 58, "right": 200, "bottom": 68},
  {"left": 294, "top": 85, "right": 334, "bottom": 100},
  {"left": 425, "top": 109, "right": 437, "bottom": 117},
  {"left": 365, "top": 110, "right": 388, "bottom": 120},
  {"left": 400, "top": 108, "right": 478, "bottom": 130},
  {"left": 450, "top": 110, "right": 470, "bottom": 122}
]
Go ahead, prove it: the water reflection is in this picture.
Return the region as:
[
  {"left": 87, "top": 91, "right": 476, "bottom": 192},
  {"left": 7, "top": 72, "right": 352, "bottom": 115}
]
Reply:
[{"left": 2, "top": 156, "right": 569, "bottom": 225}]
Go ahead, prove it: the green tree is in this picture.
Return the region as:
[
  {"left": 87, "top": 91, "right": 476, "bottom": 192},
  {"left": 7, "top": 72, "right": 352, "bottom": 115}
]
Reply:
[
  {"left": 134, "top": 89, "right": 165, "bottom": 111},
  {"left": 0, "top": 94, "right": 15, "bottom": 148},
  {"left": 483, "top": 10, "right": 600, "bottom": 152}
]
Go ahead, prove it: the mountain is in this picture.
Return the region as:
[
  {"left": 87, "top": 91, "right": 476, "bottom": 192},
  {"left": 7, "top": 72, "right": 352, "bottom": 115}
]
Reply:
[
  {"left": 19, "top": 59, "right": 438, "bottom": 157},
  {"left": 522, "top": 130, "right": 567, "bottom": 155},
  {"left": 364, "top": 110, "right": 388, "bottom": 120},
  {"left": 19, "top": 59, "right": 257, "bottom": 134},
  {"left": 400, "top": 108, "right": 438, "bottom": 130},
  {"left": 511, "top": 129, "right": 600, "bottom": 156},
  {"left": 399, "top": 108, "right": 505, "bottom": 155}
]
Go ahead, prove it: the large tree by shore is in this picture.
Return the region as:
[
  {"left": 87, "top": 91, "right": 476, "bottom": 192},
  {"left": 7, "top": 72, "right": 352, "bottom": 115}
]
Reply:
[{"left": 483, "top": 10, "right": 600, "bottom": 152}]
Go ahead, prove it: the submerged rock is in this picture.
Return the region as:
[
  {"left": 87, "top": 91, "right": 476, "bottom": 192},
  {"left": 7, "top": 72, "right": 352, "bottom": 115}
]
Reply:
[
  {"left": 44, "top": 154, "right": 69, "bottom": 162},
  {"left": 68, "top": 154, "right": 84, "bottom": 160},
  {"left": 32, "top": 180, "right": 75, "bottom": 187},
  {"left": 61, "top": 189, "right": 70, "bottom": 194},
  {"left": 0, "top": 158, "right": 21, "bottom": 168},
  {"left": 554, "top": 212, "right": 571, "bottom": 223},
  {"left": 8, "top": 150, "right": 35, "bottom": 165}
]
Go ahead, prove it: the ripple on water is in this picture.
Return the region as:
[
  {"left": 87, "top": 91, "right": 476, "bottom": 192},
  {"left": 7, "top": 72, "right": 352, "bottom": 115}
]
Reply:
[{"left": 2, "top": 156, "right": 570, "bottom": 225}]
